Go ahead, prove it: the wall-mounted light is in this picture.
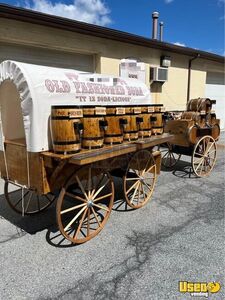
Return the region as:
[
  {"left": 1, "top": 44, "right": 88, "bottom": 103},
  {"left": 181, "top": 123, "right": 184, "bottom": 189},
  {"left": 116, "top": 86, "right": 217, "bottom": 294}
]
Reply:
[{"left": 161, "top": 55, "right": 171, "bottom": 67}]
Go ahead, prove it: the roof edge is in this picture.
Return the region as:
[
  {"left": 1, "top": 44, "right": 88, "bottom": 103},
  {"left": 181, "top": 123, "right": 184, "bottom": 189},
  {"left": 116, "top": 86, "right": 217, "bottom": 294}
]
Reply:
[{"left": 0, "top": 4, "right": 224, "bottom": 64}]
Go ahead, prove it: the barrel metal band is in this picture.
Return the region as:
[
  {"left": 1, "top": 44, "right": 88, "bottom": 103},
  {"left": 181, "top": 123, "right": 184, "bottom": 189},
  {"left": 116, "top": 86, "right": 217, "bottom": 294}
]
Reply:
[
  {"left": 104, "top": 141, "right": 122, "bottom": 145},
  {"left": 53, "top": 140, "right": 80, "bottom": 145},
  {"left": 124, "top": 130, "right": 138, "bottom": 133},
  {"left": 104, "top": 134, "right": 123, "bottom": 137},
  {"left": 83, "top": 145, "right": 103, "bottom": 149},
  {"left": 55, "top": 150, "right": 80, "bottom": 154},
  {"left": 51, "top": 116, "right": 80, "bottom": 120},
  {"left": 139, "top": 128, "right": 152, "bottom": 131},
  {"left": 83, "top": 115, "right": 104, "bottom": 118},
  {"left": 82, "top": 136, "right": 103, "bottom": 141}
]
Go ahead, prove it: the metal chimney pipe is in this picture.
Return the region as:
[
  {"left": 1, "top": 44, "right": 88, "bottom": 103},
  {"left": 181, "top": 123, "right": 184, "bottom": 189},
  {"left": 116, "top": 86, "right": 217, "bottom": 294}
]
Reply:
[
  {"left": 152, "top": 12, "right": 159, "bottom": 39},
  {"left": 159, "top": 21, "right": 164, "bottom": 41}
]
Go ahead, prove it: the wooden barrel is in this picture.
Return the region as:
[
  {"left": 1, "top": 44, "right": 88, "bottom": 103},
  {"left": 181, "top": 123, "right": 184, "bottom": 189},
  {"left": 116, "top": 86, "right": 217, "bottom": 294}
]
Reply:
[
  {"left": 211, "top": 123, "right": 220, "bottom": 140},
  {"left": 181, "top": 111, "right": 206, "bottom": 127},
  {"left": 82, "top": 107, "right": 107, "bottom": 149},
  {"left": 164, "top": 119, "right": 196, "bottom": 147},
  {"left": 187, "top": 98, "right": 212, "bottom": 113},
  {"left": 123, "top": 107, "right": 141, "bottom": 141},
  {"left": 51, "top": 106, "right": 83, "bottom": 154},
  {"left": 104, "top": 107, "right": 126, "bottom": 145},
  {"left": 153, "top": 104, "right": 164, "bottom": 112},
  {"left": 138, "top": 106, "right": 152, "bottom": 138},
  {"left": 188, "top": 125, "right": 198, "bottom": 145},
  {"left": 206, "top": 111, "right": 217, "bottom": 126},
  {"left": 151, "top": 106, "right": 164, "bottom": 135}
]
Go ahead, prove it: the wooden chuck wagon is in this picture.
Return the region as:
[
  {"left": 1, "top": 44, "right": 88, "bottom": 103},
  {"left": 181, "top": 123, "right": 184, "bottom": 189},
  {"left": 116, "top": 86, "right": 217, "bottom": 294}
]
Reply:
[
  {"left": 0, "top": 61, "right": 173, "bottom": 244},
  {"left": 162, "top": 98, "right": 220, "bottom": 177}
]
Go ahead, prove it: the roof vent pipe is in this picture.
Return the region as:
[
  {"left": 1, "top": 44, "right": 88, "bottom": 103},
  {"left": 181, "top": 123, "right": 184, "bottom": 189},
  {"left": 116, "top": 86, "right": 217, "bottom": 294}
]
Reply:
[
  {"left": 152, "top": 12, "right": 159, "bottom": 39},
  {"left": 159, "top": 21, "right": 164, "bottom": 41}
]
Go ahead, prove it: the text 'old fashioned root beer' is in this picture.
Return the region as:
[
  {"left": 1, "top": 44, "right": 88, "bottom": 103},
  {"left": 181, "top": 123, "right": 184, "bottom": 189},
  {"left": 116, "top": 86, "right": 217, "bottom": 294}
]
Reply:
[{"left": 51, "top": 106, "right": 83, "bottom": 154}]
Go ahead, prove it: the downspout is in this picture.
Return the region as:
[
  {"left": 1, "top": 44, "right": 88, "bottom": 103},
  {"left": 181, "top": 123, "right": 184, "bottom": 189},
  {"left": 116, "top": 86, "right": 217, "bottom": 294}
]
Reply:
[{"left": 187, "top": 54, "right": 200, "bottom": 103}]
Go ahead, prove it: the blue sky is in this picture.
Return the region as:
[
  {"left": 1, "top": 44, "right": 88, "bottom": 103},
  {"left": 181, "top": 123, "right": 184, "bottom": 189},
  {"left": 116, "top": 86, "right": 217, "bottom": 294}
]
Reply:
[{"left": 2, "top": 0, "right": 225, "bottom": 55}]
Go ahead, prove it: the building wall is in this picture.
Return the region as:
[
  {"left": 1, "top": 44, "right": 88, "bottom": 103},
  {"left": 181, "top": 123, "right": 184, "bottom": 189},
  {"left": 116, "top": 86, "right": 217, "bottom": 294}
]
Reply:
[{"left": 0, "top": 17, "right": 223, "bottom": 112}]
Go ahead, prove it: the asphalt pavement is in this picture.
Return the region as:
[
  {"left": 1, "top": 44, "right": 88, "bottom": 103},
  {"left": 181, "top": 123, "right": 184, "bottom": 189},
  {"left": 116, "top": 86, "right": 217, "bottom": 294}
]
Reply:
[{"left": 0, "top": 138, "right": 224, "bottom": 300}]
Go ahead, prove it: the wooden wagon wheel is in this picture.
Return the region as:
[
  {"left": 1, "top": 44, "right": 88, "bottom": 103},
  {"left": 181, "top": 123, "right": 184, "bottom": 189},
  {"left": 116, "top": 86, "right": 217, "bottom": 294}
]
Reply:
[
  {"left": 4, "top": 181, "right": 56, "bottom": 215},
  {"left": 123, "top": 150, "right": 157, "bottom": 209},
  {"left": 192, "top": 135, "right": 217, "bottom": 177},
  {"left": 161, "top": 143, "right": 181, "bottom": 168},
  {"left": 56, "top": 165, "right": 114, "bottom": 244}
]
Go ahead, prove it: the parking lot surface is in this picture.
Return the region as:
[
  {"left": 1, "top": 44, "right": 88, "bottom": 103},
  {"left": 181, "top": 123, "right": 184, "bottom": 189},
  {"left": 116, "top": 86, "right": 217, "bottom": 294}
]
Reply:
[{"left": 0, "top": 143, "right": 224, "bottom": 300}]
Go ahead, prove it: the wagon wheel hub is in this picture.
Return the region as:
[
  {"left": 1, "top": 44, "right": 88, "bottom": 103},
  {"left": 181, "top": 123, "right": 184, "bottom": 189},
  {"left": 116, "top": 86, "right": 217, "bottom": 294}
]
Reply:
[{"left": 87, "top": 200, "right": 94, "bottom": 207}]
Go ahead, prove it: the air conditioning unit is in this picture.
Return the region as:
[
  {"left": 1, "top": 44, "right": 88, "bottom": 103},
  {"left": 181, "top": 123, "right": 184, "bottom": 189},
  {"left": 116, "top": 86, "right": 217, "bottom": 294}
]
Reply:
[{"left": 150, "top": 67, "right": 168, "bottom": 82}]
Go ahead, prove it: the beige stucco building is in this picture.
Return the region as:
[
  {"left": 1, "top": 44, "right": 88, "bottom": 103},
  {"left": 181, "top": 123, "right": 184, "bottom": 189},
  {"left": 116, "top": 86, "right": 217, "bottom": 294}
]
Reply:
[{"left": 0, "top": 4, "right": 224, "bottom": 127}]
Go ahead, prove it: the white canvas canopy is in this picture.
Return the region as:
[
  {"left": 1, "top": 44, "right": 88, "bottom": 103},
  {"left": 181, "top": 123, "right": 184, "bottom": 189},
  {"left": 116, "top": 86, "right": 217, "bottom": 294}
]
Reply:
[{"left": 0, "top": 60, "right": 151, "bottom": 152}]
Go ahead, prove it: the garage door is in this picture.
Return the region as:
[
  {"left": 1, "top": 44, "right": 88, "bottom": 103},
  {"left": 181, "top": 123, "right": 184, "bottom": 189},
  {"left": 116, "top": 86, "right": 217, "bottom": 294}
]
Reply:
[
  {"left": 0, "top": 43, "right": 94, "bottom": 72},
  {"left": 205, "top": 72, "right": 225, "bottom": 130}
]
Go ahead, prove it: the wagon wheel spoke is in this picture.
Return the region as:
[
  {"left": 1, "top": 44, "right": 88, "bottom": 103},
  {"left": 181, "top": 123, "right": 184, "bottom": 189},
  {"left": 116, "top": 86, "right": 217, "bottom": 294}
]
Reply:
[
  {"left": 73, "top": 208, "right": 88, "bottom": 240},
  {"left": 146, "top": 164, "right": 156, "bottom": 173},
  {"left": 194, "top": 157, "right": 205, "bottom": 171},
  {"left": 141, "top": 182, "right": 146, "bottom": 199},
  {"left": 87, "top": 208, "right": 91, "bottom": 236},
  {"left": 37, "top": 195, "right": 40, "bottom": 211},
  {"left": 161, "top": 143, "right": 180, "bottom": 168},
  {"left": 60, "top": 202, "right": 87, "bottom": 215},
  {"left": 65, "top": 192, "right": 87, "bottom": 203},
  {"left": 199, "top": 159, "right": 205, "bottom": 176},
  {"left": 123, "top": 150, "right": 157, "bottom": 209},
  {"left": 90, "top": 174, "right": 105, "bottom": 198},
  {"left": 91, "top": 206, "right": 102, "bottom": 228},
  {"left": 4, "top": 182, "right": 56, "bottom": 215},
  {"left": 25, "top": 192, "right": 33, "bottom": 212},
  {"left": 44, "top": 194, "right": 56, "bottom": 203},
  {"left": 93, "top": 203, "right": 110, "bottom": 212},
  {"left": 193, "top": 156, "right": 205, "bottom": 164},
  {"left": 14, "top": 191, "right": 29, "bottom": 208},
  {"left": 126, "top": 180, "right": 139, "bottom": 195},
  {"left": 75, "top": 175, "right": 89, "bottom": 201},
  {"left": 93, "top": 193, "right": 113, "bottom": 202},
  {"left": 137, "top": 183, "right": 141, "bottom": 205},
  {"left": 192, "top": 135, "right": 217, "bottom": 177},
  {"left": 88, "top": 167, "right": 92, "bottom": 197},
  {"left": 92, "top": 179, "right": 110, "bottom": 199},
  {"left": 142, "top": 180, "right": 153, "bottom": 192},
  {"left": 208, "top": 149, "right": 216, "bottom": 155},
  {"left": 205, "top": 141, "right": 213, "bottom": 154},
  {"left": 64, "top": 205, "right": 87, "bottom": 231},
  {"left": 130, "top": 182, "right": 140, "bottom": 204},
  {"left": 57, "top": 166, "right": 114, "bottom": 244}
]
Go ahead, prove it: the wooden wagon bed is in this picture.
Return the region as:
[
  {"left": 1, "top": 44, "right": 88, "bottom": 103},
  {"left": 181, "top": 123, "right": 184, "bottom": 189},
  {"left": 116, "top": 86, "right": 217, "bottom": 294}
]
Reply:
[{"left": 41, "top": 133, "right": 174, "bottom": 165}]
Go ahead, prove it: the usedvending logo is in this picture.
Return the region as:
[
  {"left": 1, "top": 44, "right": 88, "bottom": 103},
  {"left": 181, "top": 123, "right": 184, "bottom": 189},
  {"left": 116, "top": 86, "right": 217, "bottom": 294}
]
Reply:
[{"left": 179, "top": 281, "right": 221, "bottom": 298}]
